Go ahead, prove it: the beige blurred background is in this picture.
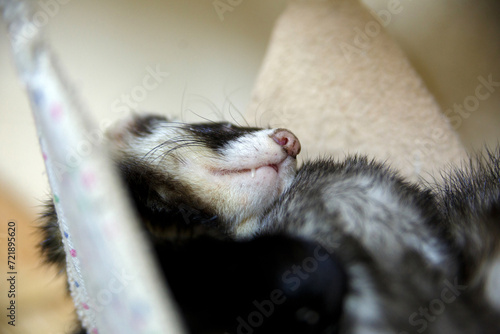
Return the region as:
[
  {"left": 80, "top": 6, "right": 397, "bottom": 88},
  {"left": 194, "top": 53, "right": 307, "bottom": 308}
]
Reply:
[{"left": 0, "top": 0, "right": 499, "bottom": 333}]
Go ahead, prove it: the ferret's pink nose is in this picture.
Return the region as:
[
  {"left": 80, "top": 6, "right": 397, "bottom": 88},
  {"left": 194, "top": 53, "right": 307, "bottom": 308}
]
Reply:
[{"left": 271, "top": 129, "right": 301, "bottom": 158}]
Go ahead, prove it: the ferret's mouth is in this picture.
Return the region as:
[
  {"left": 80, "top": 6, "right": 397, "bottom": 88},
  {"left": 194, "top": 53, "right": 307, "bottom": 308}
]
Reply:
[
  {"left": 210, "top": 159, "right": 284, "bottom": 177},
  {"left": 249, "top": 164, "right": 279, "bottom": 177}
]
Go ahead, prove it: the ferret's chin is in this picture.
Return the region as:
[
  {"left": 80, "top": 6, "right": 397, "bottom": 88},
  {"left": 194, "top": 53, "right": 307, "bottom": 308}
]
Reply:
[
  {"left": 237, "top": 175, "right": 288, "bottom": 214},
  {"left": 244, "top": 165, "right": 281, "bottom": 186},
  {"left": 242, "top": 163, "right": 294, "bottom": 198}
]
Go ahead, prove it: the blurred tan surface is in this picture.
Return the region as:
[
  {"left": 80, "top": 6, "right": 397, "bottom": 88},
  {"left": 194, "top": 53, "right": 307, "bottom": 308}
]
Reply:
[
  {"left": 364, "top": 0, "right": 500, "bottom": 152},
  {"left": 247, "top": 0, "right": 467, "bottom": 182},
  {"left": 0, "top": 185, "right": 76, "bottom": 334}
]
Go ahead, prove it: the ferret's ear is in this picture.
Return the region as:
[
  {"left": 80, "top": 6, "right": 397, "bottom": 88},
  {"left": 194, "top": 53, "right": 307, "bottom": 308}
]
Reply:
[
  {"left": 105, "top": 114, "right": 138, "bottom": 146},
  {"left": 106, "top": 113, "right": 168, "bottom": 146}
]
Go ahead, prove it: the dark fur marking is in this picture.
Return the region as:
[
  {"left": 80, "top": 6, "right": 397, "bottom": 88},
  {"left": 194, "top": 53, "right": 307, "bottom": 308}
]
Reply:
[
  {"left": 38, "top": 199, "right": 66, "bottom": 272},
  {"left": 187, "top": 122, "right": 262, "bottom": 152}
]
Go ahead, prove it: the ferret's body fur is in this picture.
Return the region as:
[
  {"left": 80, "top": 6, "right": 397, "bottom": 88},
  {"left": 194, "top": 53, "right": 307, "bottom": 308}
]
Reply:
[{"left": 39, "top": 114, "right": 500, "bottom": 334}]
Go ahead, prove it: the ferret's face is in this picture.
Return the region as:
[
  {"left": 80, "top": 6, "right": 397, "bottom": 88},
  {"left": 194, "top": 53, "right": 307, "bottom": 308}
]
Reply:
[{"left": 107, "top": 114, "right": 300, "bottom": 236}]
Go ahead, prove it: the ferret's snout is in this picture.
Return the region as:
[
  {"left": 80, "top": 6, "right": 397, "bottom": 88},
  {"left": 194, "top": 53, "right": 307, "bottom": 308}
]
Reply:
[{"left": 271, "top": 129, "right": 301, "bottom": 158}]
